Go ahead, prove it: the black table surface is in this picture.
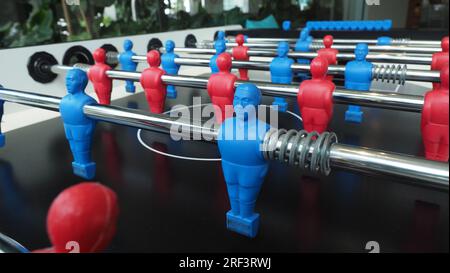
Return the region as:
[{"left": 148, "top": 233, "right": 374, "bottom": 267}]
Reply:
[{"left": 0, "top": 85, "right": 448, "bottom": 253}]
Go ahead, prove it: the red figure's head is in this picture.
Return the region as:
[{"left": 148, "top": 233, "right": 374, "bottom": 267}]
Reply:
[
  {"left": 310, "top": 57, "right": 329, "bottom": 79},
  {"left": 46, "top": 182, "right": 119, "bottom": 253},
  {"left": 323, "top": 35, "right": 333, "bottom": 49},
  {"left": 93, "top": 48, "right": 106, "bottom": 64},
  {"left": 441, "top": 66, "right": 449, "bottom": 90},
  {"left": 147, "top": 50, "right": 161, "bottom": 67},
  {"left": 217, "top": 53, "right": 232, "bottom": 72},
  {"left": 236, "top": 34, "right": 245, "bottom": 46},
  {"left": 442, "top": 36, "right": 449, "bottom": 53}
]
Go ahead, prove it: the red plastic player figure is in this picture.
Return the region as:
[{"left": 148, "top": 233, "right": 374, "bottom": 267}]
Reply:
[
  {"left": 317, "top": 35, "right": 338, "bottom": 81},
  {"left": 207, "top": 53, "right": 237, "bottom": 124},
  {"left": 87, "top": 48, "right": 113, "bottom": 105},
  {"left": 431, "top": 36, "right": 449, "bottom": 89},
  {"left": 421, "top": 67, "right": 449, "bottom": 162},
  {"left": 140, "top": 50, "right": 167, "bottom": 114},
  {"left": 297, "top": 57, "right": 335, "bottom": 133},
  {"left": 232, "top": 34, "right": 249, "bottom": 80},
  {"left": 33, "top": 182, "right": 119, "bottom": 253}
]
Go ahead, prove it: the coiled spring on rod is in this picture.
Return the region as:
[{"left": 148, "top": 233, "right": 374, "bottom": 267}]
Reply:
[
  {"left": 372, "top": 64, "right": 407, "bottom": 85},
  {"left": 73, "top": 63, "right": 92, "bottom": 72},
  {"left": 262, "top": 128, "right": 338, "bottom": 176},
  {"left": 391, "top": 38, "right": 411, "bottom": 46},
  {"left": 309, "top": 43, "right": 326, "bottom": 50}
]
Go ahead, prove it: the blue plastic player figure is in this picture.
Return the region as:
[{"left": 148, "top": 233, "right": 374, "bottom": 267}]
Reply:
[
  {"left": 210, "top": 39, "right": 227, "bottom": 74},
  {"left": 0, "top": 85, "right": 4, "bottom": 148},
  {"left": 161, "top": 40, "right": 180, "bottom": 99},
  {"left": 59, "top": 69, "right": 97, "bottom": 179},
  {"left": 216, "top": 30, "right": 226, "bottom": 42},
  {"left": 344, "top": 43, "right": 373, "bottom": 123},
  {"left": 118, "top": 39, "right": 138, "bottom": 93},
  {"left": 282, "top": 20, "right": 291, "bottom": 31},
  {"left": 218, "top": 83, "right": 270, "bottom": 238},
  {"left": 270, "top": 42, "right": 294, "bottom": 112},
  {"left": 295, "top": 28, "right": 313, "bottom": 81}
]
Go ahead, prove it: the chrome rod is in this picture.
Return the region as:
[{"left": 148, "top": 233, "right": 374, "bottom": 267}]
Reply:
[
  {"left": 223, "top": 38, "right": 441, "bottom": 47},
  {"left": 329, "top": 143, "right": 449, "bottom": 190},
  {"left": 197, "top": 41, "right": 442, "bottom": 54},
  {"left": 0, "top": 87, "right": 447, "bottom": 188},
  {"left": 50, "top": 65, "right": 426, "bottom": 113}
]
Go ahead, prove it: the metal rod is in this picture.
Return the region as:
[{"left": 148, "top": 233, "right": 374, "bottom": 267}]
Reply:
[
  {"left": 197, "top": 41, "right": 442, "bottom": 54},
  {"left": 329, "top": 143, "right": 449, "bottom": 190},
  {"left": 223, "top": 38, "right": 442, "bottom": 47},
  {"left": 0, "top": 87, "right": 447, "bottom": 189},
  {"left": 124, "top": 48, "right": 433, "bottom": 65},
  {"left": 50, "top": 64, "right": 426, "bottom": 113}
]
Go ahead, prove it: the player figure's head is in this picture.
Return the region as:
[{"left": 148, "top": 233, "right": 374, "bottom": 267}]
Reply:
[
  {"left": 277, "top": 41, "right": 290, "bottom": 57},
  {"left": 215, "top": 39, "right": 226, "bottom": 54},
  {"left": 146, "top": 50, "right": 161, "bottom": 67},
  {"left": 46, "top": 182, "right": 119, "bottom": 253},
  {"left": 441, "top": 66, "right": 449, "bottom": 90},
  {"left": 299, "top": 27, "right": 310, "bottom": 41},
  {"left": 355, "top": 43, "right": 369, "bottom": 61},
  {"left": 93, "top": 48, "right": 106, "bottom": 64},
  {"left": 442, "top": 36, "right": 449, "bottom": 53},
  {"left": 282, "top": 20, "right": 291, "bottom": 31},
  {"left": 66, "top": 68, "right": 88, "bottom": 94},
  {"left": 165, "top": 40, "right": 175, "bottom": 53},
  {"left": 123, "top": 39, "right": 133, "bottom": 51},
  {"left": 236, "top": 34, "right": 245, "bottom": 46},
  {"left": 233, "top": 83, "right": 261, "bottom": 121},
  {"left": 323, "top": 35, "right": 333, "bottom": 49},
  {"left": 217, "top": 53, "right": 232, "bottom": 72},
  {"left": 310, "top": 57, "right": 329, "bottom": 80},
  {"left": 216, "top": 31, "right": 225, "bottom": 41}
]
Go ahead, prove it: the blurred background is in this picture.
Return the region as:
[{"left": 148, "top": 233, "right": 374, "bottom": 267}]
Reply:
[{"left": 0, "top": 0, "right": 448, "bottom": 49}]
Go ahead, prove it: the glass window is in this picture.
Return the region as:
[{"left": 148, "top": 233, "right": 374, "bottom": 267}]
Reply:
[{"left": 0, "top": 0, "right": 448, "bottom": 49}]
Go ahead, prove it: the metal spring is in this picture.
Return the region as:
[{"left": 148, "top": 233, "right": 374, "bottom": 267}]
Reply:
[
  {"left": 372, "top": 64, "right": 407, "bottom": 85},
  {"left": 262, "top": 128, "right": 338, "bottom": 176},
  {"left": 72, "top": 63, "right": 92, "bottom": 72},
  {"left": 309, "top": 43, "right": 326, "bottom": 50},
  {"left": 391, "top": 38, "right": 411, "bottom": 46}
]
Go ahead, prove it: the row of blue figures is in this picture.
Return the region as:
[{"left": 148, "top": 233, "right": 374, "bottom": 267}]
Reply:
[
  {"left": 59, "top": 69, "right": 97, "bottom": 180},
  {"left": 119, "top": 39, "right": 180, "bottom": 99},
  {"left": 269, "top": 41, "right": 294, "bottom": 112},
  {"left": 161, "top": 40, "right": 180, "bottom": 99},
  {"left": 0, "top": 85, "right": 5, "bottom": 148},
  {"left": 218, "top": 83, "right": 270, "bottom": 238},
  {"left": 344, "top": 43, "right": 373, "bottom": 124},
  {"left": 210, "top": 31, "right": 227, "bottom": 74},
  {"left": 295, "top": 28, "right": 313, "bottom": 81}
]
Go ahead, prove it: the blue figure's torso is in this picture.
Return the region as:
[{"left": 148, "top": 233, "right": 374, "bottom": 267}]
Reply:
[
  {"left": 161, "top": 52, "right": 180, "bottom": 75},
  {"left": 210, "top": 54, "right": 220, "bottom": 74},
  {"left": 270, "top": 57, "right": 295, "bottom": 84},
  {"left": 119, "top": 51, "right": 137, "bottom": 72},
  {"left": 218, "top": 118, "right": 270, "bottom": 166},
  {"left": 345, "top": 60, "right": 373, "bottom": 91},
  {"left": 295, "top": 40, "right": 311, "bottom": 53},
  {"left": 60, "top": 92, "right": 97, "bottom": 126}
]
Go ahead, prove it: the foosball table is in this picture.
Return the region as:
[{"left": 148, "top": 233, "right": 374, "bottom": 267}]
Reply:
[{"left": 0, "top": 21, "right": 448, "bottom": 253}]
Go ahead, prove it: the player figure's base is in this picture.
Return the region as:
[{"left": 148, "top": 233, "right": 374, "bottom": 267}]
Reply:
[
  {"left": 0, "top": 134, "right": 5, "bottom": 148},
  {"left": 166, "top": 86, "right": 177, "bottom": 99},
  {"left": 272, "top": 98, "right": 288, "bottom": 112},
  {"left": 126, "top": 85, "right": 136, "bottom": 93},
  {"left": 72, "top": 162, "right": 96, "bottom": 180},
  {"left": 226, "top": 211, "right": 260, "bottom": 238},
  {"left": 345, "top": 110, "right": 363, "bottom": 123}
]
